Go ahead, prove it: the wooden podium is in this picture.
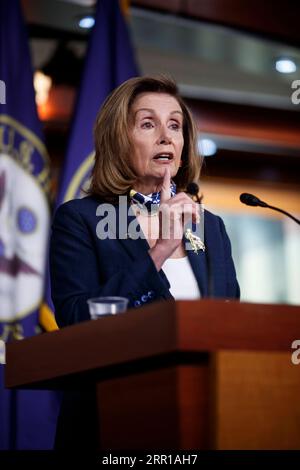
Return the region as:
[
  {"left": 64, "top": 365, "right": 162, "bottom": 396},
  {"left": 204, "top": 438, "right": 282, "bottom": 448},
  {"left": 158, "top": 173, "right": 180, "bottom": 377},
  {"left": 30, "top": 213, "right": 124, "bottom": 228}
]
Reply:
[{"left": 5, "top": 299, "right": 300, "bottom": 449}]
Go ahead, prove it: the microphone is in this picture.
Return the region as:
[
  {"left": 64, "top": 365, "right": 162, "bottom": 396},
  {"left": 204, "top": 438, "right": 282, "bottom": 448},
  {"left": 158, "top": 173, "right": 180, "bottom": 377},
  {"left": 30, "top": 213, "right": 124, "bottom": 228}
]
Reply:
[
  {"left": 240, "top": 193, "right": 268, "bottom": 207},
  {"left": 186, "top": 182, "right": 203, "bottom": 204},
  {"left": 240, "top": 193, "right": 300, "bottom": 225}
]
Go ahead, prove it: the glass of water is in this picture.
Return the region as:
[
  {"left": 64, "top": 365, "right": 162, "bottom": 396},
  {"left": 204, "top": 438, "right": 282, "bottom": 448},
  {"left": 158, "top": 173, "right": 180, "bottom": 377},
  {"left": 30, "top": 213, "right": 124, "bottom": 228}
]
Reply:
[{"left": 87, "top": 296, "right": 129, "bottom": 319}]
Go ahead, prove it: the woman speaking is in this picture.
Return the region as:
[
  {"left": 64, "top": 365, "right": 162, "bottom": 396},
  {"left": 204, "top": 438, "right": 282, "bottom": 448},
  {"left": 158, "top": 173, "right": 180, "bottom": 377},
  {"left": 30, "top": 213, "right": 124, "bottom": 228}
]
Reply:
[{"left": 50, "top": 75, "right": 240, "bottom": 328}]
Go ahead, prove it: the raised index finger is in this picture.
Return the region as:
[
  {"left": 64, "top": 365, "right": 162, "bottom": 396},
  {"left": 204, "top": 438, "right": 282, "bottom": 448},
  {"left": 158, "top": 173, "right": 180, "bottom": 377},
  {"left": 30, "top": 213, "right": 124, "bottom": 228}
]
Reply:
[{"left": 160, "top": 166, "right": 171, "bottom": 204}]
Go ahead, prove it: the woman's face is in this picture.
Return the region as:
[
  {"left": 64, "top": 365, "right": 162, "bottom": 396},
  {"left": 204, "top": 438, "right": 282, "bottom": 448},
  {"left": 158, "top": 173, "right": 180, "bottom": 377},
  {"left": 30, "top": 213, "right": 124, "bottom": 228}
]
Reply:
[{"left": 129, "top": 92, "right": 184, "bottom": 194}]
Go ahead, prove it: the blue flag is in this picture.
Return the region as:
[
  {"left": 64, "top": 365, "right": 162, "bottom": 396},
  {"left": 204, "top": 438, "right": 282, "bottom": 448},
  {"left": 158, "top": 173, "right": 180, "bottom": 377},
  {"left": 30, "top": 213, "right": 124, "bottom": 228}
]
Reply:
[
  {"left": 58, "top": 0, "right": 138, "bottom": 203},
  {"left": 42, "top": 0, "right": 139, "bottom": 319},
  {"left": 0, "top": 0, "right": 59, "bottom": 449}
]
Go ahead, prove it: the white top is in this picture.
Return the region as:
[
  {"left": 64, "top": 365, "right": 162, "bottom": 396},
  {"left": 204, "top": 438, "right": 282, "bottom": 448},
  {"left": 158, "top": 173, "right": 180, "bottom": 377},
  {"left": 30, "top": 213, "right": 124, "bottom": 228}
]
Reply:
[{"left": 162, "top": 256, "right": 201, "bottom": 300}]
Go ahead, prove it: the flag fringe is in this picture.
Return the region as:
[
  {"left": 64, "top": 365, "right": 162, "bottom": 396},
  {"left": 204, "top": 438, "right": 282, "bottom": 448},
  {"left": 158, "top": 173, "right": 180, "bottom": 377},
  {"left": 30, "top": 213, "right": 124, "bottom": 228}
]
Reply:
[{"left": 39, "top": 303, "right": 59, "bottom": 331}]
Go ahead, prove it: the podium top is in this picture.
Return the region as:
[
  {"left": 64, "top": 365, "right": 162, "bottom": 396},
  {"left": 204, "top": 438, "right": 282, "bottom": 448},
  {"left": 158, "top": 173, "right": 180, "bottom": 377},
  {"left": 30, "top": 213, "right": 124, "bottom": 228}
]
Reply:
[{"left": 5, "top": 299, "right": 300, "bottom": 389}]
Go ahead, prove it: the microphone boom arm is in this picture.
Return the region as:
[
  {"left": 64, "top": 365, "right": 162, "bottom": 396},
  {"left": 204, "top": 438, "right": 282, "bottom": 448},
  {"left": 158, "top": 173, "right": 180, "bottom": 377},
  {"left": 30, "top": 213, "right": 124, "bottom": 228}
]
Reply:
[
  {"left": 265, "top": 204, "right": 300, "bottom": 225},
  {"left": 239, "top": 192, "right": 300, "bottom": 226}
]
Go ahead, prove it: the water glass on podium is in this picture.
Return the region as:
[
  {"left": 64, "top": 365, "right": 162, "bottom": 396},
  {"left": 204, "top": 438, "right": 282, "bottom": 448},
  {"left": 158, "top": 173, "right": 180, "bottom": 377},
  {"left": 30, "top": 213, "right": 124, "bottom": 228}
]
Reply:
[{"left": 87, "top": 296, "right": 129, "bottom": 319}]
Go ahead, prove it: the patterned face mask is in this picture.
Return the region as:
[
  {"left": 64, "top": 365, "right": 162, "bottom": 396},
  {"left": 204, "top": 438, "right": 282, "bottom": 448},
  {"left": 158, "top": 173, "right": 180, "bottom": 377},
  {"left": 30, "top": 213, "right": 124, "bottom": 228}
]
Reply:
[{"left": 129, "top": 182, "right": 176, "bottom": 213}]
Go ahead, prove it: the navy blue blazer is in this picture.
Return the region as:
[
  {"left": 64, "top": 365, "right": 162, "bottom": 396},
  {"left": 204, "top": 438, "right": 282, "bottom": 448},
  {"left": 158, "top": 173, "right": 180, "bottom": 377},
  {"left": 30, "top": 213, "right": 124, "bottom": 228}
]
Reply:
[{"left": 50, "top": 195, "right": 240, "bottom": 328}]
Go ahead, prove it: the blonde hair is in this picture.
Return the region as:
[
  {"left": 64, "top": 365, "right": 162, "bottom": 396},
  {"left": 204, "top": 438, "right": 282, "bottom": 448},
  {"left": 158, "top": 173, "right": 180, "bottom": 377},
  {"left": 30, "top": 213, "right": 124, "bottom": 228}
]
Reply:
[{"left": 88, "top": 75, "right": 203, "bottom": 202}]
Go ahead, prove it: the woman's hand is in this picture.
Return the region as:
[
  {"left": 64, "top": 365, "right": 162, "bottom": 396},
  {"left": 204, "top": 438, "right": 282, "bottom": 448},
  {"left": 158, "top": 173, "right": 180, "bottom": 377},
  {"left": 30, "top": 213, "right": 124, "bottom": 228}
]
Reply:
[{"left": 149, "top": 167, "right": 200, "bottom": 271}]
